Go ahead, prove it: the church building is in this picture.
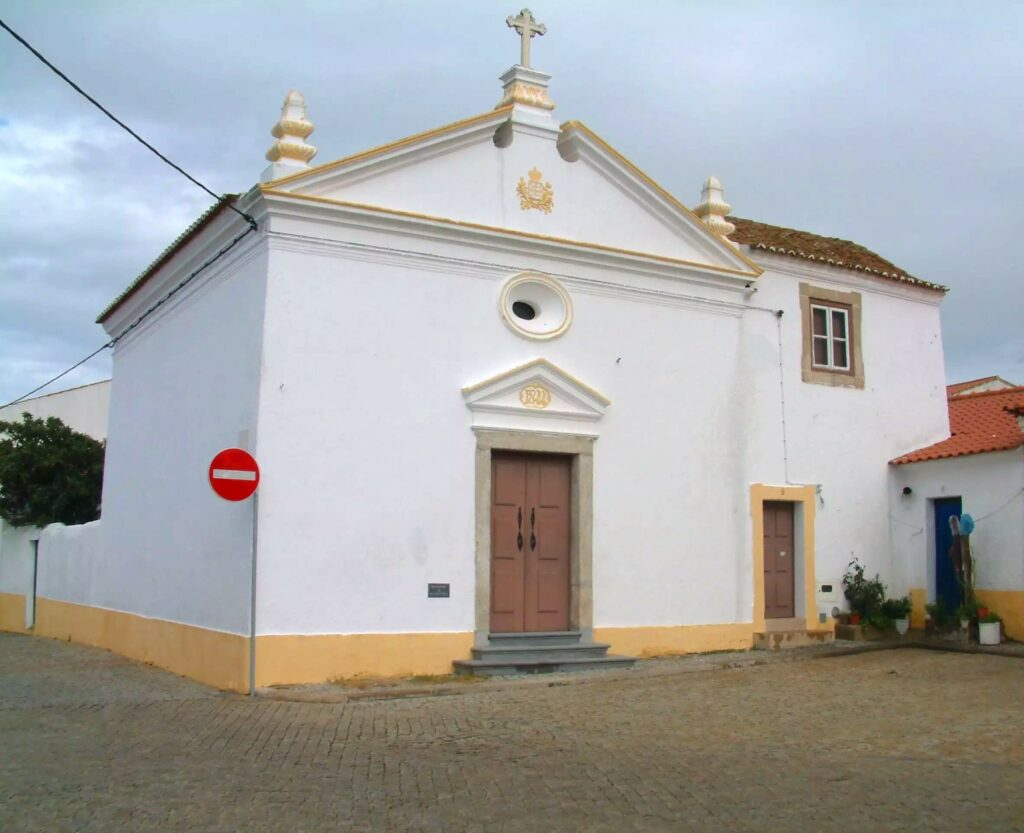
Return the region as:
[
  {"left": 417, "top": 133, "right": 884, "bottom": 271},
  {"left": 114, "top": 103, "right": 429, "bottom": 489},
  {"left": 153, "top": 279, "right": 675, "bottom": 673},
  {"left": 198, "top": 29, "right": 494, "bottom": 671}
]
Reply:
[{"left": 8, "top": 11, "right": 952, "bottom": 690}]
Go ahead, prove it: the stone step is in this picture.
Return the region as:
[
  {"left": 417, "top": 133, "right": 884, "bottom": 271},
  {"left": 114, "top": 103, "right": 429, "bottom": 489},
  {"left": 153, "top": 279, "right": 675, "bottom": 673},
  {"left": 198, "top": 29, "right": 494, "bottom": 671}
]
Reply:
[
  {"left": 753, "top": 630, "right": 834, "bottom": 651},
  {"left": 471, "top": 642, "right": 612, "bottom": 663},
  {"left": 453, "top": 655, "right": 635, "bottom": 676},
  {"left": 487, "top": 631, "right": 583, "bottom": 647}
]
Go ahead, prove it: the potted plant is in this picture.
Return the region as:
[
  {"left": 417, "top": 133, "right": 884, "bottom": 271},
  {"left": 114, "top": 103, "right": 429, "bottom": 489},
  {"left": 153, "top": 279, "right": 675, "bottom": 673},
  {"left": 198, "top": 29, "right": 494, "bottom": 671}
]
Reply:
[
  {"left": 882, "top": 597, "right": 912, "bottom": 635},
  {"left": 924, "top": 601, "right": 948, "bottom": 635},
  {"left": 956, "top": 598, "right": 980, "bottom": 629},
  {"left": 978, "top": 611, "right": 1002, "bottom": 646},
  {"left": 843, "top": 559, "right": 885, "bottom": 628}
]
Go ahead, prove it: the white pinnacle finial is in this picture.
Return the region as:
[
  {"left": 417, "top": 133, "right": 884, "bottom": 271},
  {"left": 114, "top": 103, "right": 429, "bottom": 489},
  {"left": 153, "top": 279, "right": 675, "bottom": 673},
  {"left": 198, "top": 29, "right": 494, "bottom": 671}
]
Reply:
[
  {"left": 694, "top": 175, "right": 736, "bottom": 242},
  {"left": 506, "top": 8, "right": 546, "bottom": 68},
  {"left": 260, "top": 91, "right": 317, "bottom": 183}
]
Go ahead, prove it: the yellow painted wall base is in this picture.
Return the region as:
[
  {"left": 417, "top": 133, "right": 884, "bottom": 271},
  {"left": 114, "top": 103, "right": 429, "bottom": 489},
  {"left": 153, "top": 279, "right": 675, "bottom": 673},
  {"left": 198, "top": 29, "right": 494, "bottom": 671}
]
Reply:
[
  {"left": 0, "top": 592, "right": 27, "bottom": 634},
  {"left": 975, "top": 589, "right": 1024, "bottom": 641},
  {"left": 34, "top": 598, "right": 249, "bottom": 692},
  {"left": 594, "top": 623, "right": 755, "bottom": 658},
  {"left": 909, "top": 588, "right": 927, "bottom": 629},
  {"left": 255, "top": 631, "right": 475, "bottom": 686}
]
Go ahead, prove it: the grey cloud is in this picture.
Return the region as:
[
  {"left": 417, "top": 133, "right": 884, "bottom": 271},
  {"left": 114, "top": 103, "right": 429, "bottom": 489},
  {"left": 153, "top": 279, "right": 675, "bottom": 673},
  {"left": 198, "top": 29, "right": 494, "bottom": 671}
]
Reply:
[{"left": 1, "top": 0, "right": 1021, "bottom": 403}]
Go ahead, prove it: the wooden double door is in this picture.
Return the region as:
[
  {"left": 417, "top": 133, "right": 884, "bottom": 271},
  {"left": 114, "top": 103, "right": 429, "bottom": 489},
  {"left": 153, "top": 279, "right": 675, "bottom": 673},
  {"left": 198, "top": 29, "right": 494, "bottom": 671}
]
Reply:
[
  {"left": 763, "top": 501, "right": 795, "bottom": 619},
  {"left": 490, "top": 453, "right": 571, "bottom": 633}
]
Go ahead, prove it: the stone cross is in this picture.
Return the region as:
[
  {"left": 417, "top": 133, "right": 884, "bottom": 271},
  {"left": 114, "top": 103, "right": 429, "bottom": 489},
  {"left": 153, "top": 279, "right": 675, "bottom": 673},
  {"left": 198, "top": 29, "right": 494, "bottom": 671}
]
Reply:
[{"left": 506, "top": 8, "right": 546, "bottom": 68}]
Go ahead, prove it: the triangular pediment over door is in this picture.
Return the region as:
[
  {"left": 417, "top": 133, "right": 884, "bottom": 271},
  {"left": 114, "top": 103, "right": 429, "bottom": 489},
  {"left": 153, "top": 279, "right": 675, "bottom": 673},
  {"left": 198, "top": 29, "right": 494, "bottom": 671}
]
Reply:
[{"left": 462, "top": 358, "right": 610, "bottom": 437}]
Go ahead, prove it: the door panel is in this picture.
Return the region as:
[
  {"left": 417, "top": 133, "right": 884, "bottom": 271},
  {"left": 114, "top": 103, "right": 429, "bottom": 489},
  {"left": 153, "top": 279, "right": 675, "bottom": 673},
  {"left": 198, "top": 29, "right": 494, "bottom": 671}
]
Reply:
[
  {"left": 763, "top": 501, "right": 795, "bottom": 619},
  {"left": 491, "top": 453, "right": 571, "bottom": 633},
  {"left": 934, "top": 497, "right": 963, "bottom": 613},
  {"left": 490, "top": 456, "right": 527, "bottom": 633}
]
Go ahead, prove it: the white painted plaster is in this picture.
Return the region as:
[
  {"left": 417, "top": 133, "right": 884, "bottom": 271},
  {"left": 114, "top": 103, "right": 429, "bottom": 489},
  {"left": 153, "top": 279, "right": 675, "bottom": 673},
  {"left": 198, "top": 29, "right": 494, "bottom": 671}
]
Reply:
[
  {"left": 0, "top": 380, "right": 111, "bottom": 622},
  {"left": 0, "top": 380, "right": 111, "bottom": 440},
  {"left": 890, "top": 449, "right": 1024, "bottom": 597},
  {"left": 89, "top": 218, "right": 268, "bottom": 635},
  {"left": 39, "top": 112, "right": 952, "bottom": 655}
]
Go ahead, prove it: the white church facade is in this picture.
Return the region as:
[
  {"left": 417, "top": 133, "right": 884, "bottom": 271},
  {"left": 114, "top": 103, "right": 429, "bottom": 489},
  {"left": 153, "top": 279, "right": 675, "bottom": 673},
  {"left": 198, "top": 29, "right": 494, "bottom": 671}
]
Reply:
[{"left": 4, "top": 12, "right": 952, "bottom": 690}]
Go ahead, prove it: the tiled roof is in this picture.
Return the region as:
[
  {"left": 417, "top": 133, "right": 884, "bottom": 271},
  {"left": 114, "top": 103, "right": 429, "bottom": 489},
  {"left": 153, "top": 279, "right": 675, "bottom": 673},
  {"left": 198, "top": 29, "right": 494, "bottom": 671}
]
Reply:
[
  {"left": 728, "top": 217, "right": 947, "bottom": 292},
  {"left": 946, "top": 376, "right": 1016, "bottom": 397},
  {"left": 96, "top": 196, "right": 239, "bottom": 324},
  {"left": 891, "top": 385, "right": 1024, "bottom": 465}
]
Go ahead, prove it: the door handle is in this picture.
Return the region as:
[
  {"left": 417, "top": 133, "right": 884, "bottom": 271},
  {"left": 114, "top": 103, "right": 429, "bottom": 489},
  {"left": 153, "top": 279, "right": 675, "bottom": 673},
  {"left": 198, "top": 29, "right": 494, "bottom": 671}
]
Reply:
[
  {"left": 517, "top": 507, "right": 523, "bottom": 551},
  {"left": 530, "top": 507, "right": 536, "bottom": 551}
]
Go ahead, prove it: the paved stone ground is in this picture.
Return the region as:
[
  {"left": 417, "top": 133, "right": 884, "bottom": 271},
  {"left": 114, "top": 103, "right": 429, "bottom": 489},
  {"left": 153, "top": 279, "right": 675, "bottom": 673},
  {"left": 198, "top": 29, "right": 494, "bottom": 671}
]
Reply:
[{"left": 1, "top": 633, "right": 1022, "bottom": 832}]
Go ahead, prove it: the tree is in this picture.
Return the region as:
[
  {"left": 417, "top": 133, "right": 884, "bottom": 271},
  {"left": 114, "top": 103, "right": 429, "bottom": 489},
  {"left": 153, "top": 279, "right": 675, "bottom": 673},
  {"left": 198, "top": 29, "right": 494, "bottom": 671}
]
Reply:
[{"left": 0, "top": 413, "right": 104, "bottom": 528}]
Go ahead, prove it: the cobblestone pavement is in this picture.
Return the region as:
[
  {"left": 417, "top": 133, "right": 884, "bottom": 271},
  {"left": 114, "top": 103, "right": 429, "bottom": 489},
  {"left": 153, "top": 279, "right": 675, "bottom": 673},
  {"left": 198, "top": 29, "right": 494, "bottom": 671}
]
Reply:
[{"left": 1, "top": 634, "right": 1022, "bottom": 832}]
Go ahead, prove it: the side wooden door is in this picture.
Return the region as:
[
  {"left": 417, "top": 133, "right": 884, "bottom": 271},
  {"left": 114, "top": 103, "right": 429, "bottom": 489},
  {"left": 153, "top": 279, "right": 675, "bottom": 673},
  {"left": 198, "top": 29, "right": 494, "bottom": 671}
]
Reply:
[
  {"left": 763, "top": 501, "right": 795, "bottom": 619},
  {"left": 490, "top": 453, "right": 571, "bottom": 633}
]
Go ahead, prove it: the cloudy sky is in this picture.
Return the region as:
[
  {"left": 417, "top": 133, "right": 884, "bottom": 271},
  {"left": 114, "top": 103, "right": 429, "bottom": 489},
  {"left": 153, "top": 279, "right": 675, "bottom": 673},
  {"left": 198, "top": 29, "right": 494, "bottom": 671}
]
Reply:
[{"left": 1, "top": 0, "right": 1021, "bottom": 404}]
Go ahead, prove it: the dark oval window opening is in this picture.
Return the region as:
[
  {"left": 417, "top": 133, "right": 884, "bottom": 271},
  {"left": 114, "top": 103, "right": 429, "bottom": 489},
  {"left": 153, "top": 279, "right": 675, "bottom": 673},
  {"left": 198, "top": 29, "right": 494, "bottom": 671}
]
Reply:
[{"left": 512, "top": 301, "right": 537, "bottom": 321}]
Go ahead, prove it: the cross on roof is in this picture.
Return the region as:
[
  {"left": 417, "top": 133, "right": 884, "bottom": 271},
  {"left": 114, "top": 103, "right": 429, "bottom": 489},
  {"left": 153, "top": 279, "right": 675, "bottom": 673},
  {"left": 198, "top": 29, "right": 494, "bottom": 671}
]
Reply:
[{"left": 506, "top": 8, "right": 546, "bottom": 68}]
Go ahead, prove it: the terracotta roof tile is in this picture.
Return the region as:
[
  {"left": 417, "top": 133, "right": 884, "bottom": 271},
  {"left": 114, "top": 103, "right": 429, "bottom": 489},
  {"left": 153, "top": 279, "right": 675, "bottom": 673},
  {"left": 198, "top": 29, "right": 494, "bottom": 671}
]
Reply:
[
  {"left": 96, "top": 196, "right": 239, "bottom": 324},
  {"left": 946, "top": 375, "right": 1016, "bottom": 397},
  {"left": 728, "top": 216, "right": 947, "bottom": 292},
  {"left": 891, "top": 386, "right": 1024, "bottom": 465}
]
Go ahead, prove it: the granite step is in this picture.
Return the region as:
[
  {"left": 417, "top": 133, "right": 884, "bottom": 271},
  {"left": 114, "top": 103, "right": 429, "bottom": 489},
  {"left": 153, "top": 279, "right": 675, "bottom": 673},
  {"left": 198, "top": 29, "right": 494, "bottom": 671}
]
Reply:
[
  {"left": 486, "top": 631, "right": 584, "bottom": 647},
  {"left": 453, "top": 654, "right": 635, "bottom": 676},
  {"left": 470, "top": 642, "right": 612, "bottom": 663}
]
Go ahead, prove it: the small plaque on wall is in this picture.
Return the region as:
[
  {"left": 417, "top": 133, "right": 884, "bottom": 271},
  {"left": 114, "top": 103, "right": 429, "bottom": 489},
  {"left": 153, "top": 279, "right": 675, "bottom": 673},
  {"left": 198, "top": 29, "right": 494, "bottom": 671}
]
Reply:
[{"left": 427, "top": 583, "right": 450, "bottom": 598}]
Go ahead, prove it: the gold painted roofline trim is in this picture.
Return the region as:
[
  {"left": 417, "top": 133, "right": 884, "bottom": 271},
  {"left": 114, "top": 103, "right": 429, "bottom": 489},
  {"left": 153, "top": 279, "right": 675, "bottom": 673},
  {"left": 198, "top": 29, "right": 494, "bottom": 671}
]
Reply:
[
  {"left": 559, "top": 120, "right": 764, "bottom": 277},
  {"left": 261, "top": 189, "right": 761, "bottom": 279},
  {"left": 261, "top": 107, "right": 515, "bottom": 189},
  {"left": 461, "top": 358, "right": 611, "bottom": 406}
]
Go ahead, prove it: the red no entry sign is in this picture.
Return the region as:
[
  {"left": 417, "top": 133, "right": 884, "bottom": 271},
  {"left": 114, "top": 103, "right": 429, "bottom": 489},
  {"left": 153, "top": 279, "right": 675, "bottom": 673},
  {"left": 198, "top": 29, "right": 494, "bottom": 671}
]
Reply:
[{"left": 208, "top": 448, "right": 260, "bottom": 501}]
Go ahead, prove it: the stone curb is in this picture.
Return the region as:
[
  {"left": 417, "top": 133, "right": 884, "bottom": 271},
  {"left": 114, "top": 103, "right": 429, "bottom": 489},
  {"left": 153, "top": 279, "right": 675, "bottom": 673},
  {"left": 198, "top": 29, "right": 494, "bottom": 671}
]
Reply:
[{"left": 255, "top": 641, "right": 889, "bottom": 704}]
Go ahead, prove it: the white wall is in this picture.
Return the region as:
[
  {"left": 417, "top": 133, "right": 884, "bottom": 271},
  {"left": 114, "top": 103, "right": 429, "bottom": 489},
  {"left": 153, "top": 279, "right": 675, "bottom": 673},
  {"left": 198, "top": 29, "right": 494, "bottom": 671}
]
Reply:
[
  {"left": 0, "top": 380, "right": 112, "bottom": 618},
  {"left": 34, "top": 521, "right": 104, "bottom": 606},
  {"left": 742, "top": 255, "right": 949, "bottom": 614},
  {"left": 252, "top": 210, "right": 948, "bottom": 637},
  {"left": 0, "top": 522, "right": 38, "bottom": 626},
  {"left": 890, "top": 449, "right": 1024, "bottom": 597},
  {"left": 93, "top": 227, "right": 268, "bottom": 635},
  {"left": 0, "top": 380, "right": 111, "bottom": 441}
]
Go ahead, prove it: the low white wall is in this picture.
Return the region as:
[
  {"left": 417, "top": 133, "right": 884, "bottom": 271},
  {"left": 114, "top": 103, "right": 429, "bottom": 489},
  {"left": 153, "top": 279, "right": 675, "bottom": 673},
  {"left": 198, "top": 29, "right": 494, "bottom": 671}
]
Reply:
[
  {"left": 35, "top": 521, "right": 106, "bottom": 608},
  {"left": 890, "top": 449, "right": 1024, "bottom": 597},
  {"left": 0, "top": 522, "right": 37, "bottom": 597}
]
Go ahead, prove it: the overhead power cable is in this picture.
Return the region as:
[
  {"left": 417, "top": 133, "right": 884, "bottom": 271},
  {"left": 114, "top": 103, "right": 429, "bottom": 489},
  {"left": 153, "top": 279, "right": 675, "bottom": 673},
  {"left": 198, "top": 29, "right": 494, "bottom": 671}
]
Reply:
[
  {"left": 0, "top": 16, "right": 256, "bottom": 231},
  {"left": 0, "top": 16, "right": 261, "bottom": 408},
  {"left": 2, "top": 222, "right": 256, "bottom": 409}
]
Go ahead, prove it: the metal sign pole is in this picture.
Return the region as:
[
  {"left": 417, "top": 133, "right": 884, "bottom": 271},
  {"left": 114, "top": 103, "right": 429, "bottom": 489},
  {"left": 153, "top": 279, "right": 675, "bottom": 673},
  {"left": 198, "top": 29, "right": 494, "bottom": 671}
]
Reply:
[{"left": 249, "top": 491, "right": 259, "bottom": 697}]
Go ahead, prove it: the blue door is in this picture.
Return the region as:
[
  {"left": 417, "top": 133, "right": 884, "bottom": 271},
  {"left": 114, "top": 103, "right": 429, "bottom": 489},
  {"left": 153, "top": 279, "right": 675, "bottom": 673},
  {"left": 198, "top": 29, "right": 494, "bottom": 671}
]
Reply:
[{"left": 934, "top": 497, "right": 963, "bottom": 613}]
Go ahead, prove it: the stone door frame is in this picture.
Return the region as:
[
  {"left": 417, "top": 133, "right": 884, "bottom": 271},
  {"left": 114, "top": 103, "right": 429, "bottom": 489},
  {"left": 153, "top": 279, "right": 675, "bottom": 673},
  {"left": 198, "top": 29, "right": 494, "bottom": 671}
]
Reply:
[{"left": 473, "top": 429, "right": 594, "bottom": 647}]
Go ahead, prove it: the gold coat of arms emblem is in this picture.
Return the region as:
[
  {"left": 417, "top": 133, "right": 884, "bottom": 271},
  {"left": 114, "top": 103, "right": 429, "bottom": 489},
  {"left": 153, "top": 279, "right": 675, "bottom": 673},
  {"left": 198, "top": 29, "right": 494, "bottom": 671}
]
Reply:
[
  {"left": 517, "top": 167, "right": 553, "bottom": 214},
  {"left": 519, "top": 385, "right": 552, "bottom": 409}
]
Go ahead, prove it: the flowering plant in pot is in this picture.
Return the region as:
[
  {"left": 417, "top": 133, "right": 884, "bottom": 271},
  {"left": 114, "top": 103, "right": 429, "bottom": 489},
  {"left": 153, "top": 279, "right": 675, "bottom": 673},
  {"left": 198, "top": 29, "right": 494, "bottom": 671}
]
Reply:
[
  {"left": 882, "top": 597, "right": 913, "bottom": 635},
  {"left": 978, "top": 611, "right": 1002, "bottom": 646},
  {"left": 842, "top": 559, "right": 885, "bottom": 628}
]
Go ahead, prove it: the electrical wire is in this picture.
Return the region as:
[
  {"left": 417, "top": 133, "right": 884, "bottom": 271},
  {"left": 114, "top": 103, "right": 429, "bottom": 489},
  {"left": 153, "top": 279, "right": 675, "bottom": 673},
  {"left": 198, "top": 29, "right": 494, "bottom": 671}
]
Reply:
[
  {"left": 0, "top": 16, "right": 262, "bottom": 408},
  {"left": 0, "top": 16, "right": 256, "bottom": 231},
  {"left": 2, "top": 343, "right": 113, "bottom": 408},
  {"left": 972, "top": 487, "right": 1024, "bottom": 523},
  {"left": 3, "top": 222, "right": 256, "bottom": 409}
]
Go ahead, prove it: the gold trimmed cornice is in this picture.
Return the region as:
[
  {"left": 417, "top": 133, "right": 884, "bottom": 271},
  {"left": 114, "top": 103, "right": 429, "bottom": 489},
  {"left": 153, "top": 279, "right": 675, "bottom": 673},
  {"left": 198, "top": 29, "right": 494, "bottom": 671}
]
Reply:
[
  {"left": 261, "top": 107, "right": 515, "bottom": 189},
  {"left": 461, "top": 357, "right": 611, "bottom": 406},
  {"left": 260, "top": 188, "right": 761, "bottom": 279},
  {"left": 559, "top": 120, "right": 764, "bottom": 277}
]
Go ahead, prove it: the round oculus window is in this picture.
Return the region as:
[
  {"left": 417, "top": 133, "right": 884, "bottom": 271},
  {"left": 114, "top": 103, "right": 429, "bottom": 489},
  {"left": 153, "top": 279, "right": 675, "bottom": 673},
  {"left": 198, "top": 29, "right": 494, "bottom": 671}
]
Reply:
[{"left": 500, "top": 274, "right": 572, "bottom": 340}]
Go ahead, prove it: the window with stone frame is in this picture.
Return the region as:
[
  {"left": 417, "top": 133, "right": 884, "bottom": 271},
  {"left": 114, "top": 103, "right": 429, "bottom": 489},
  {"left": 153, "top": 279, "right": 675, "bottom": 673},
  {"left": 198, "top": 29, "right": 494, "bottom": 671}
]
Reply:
[
  {"left": 810, "top": 300, "right": 852, "bottom": 372},
  {"left": 799, "top": 283, "right": 864, "bottom": 388}
]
